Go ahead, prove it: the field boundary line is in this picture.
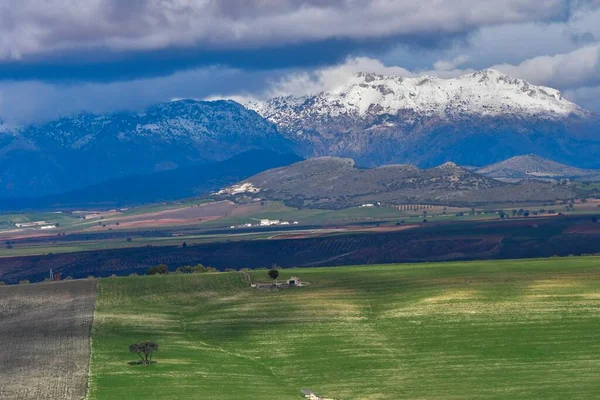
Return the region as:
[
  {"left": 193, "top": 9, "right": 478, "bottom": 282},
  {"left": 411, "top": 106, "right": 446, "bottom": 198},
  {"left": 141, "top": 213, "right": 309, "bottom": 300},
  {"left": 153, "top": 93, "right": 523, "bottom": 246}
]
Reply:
[{"left": 84, "top": 280, "right": 98, "bottom": 400}]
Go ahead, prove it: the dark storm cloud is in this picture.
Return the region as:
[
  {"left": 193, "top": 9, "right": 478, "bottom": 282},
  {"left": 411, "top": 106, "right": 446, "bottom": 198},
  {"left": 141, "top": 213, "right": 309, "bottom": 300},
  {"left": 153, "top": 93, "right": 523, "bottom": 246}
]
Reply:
[
  {"left": 0, "top": 36, "right": 427, "bottom": 82},
  {"left": 0, "top": 0, "right": 597, "bottom": 82},
  {"left": 565, "top": 30, "right": 597, "bottom": 45}
]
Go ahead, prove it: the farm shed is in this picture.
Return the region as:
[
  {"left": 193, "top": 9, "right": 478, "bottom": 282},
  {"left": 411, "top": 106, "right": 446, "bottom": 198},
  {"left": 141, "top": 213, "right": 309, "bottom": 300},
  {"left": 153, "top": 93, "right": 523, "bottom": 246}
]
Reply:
[{"left": 287, "top": 277, "right": 301, "bottom": 287}]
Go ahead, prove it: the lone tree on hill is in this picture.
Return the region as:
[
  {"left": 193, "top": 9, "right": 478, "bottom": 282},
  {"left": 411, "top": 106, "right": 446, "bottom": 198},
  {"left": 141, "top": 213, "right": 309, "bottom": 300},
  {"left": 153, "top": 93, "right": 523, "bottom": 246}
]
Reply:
[
  {"left": 268, "top": 269, "right": 279, "bottom": 285},
  {"left": 129, "top": 341, "right": 159, "bottom": 365}
]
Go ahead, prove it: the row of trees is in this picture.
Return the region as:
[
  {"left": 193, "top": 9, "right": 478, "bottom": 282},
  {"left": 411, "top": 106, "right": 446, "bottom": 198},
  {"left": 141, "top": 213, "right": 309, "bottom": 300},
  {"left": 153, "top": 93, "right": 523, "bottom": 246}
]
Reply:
[{"left": 146, "top": 263, "right": 217, "bottom": 275}]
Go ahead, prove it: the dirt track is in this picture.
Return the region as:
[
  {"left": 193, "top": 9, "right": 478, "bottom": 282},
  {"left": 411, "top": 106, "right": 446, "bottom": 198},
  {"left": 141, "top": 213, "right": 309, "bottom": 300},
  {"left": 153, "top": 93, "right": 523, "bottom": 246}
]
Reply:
[{"left": 0, "top": 280, "right": 96, "bottom": 400}]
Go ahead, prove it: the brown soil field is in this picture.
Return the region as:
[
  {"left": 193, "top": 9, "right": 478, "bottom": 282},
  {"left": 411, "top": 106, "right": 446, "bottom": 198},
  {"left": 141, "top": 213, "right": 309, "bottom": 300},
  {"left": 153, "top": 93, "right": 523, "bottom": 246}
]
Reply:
[
  {"left": 0, "top": 280, "right": 97, "bottom": 400},
  {"left": 120, "top": 201, "right": 236, "bottom": 222},
  {"left": 86, "top": 201, "right": 238, "bottom": 230}
]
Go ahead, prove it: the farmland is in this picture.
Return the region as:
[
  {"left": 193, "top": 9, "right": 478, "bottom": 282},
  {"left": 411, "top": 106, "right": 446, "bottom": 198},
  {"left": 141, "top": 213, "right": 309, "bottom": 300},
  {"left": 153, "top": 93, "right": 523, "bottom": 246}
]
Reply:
[
  {"left": 88, "top": 257, "right": 600, "bottom": 399},
  {"left": 2, "top": 214, "right": 600, "bottom": 284},
  {"left": 0, "top": 280, "right": 96, "bottom": 400}
]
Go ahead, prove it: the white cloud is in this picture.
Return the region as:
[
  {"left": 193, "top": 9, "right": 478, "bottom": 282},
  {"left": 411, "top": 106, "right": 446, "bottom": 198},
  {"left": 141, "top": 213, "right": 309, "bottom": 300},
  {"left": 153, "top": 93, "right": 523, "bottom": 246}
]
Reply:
[
  {"left": 251, "top": 56, "right": 476, "bottom": 99},
  {"left": 0, "top": 66, "right": 259, "bottom": 124},
  {"left": 0, "top": 0, "right": 596, "bottom": 60},
  {"left": 433, "top": 55, "right": 472, "bottom": 71},
  {"left": 263, "top": 57, "right": 412, "bottom": 98},
  {"left": 492, "top": 45, "right": 600, "bottom": 89}
]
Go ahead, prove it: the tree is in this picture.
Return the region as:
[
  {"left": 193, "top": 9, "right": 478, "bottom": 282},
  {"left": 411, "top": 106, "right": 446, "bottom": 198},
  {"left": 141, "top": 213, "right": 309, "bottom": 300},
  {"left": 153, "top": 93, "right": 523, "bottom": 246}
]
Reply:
[
  {"left": 129, "top": 341, "right": 159, "bottom": 365},
  {"left": 147, "top": 264, "right": 168, "bottom": 275},
  {"left": 268, "top": 269, "right": 279, "bottom": 285}
]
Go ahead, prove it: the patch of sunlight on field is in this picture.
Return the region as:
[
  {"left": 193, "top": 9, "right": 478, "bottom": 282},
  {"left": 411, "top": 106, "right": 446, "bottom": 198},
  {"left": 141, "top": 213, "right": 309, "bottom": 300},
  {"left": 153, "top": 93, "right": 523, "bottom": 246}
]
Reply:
[{"left": 89, "top": 257, "right": 600, "bottom": 400}]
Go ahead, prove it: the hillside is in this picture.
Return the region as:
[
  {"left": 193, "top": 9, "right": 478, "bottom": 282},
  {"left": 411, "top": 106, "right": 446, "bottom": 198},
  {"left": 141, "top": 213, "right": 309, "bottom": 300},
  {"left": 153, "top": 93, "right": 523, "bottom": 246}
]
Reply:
[
  {"left": 0, "top": 100, "right": 290, "bottom": 198},
  {"left": 0, "top": 150, "right": 302, "bottom": 211},
  {"left": 220, "top": 157, "right": 575, "bottom": 208},
  {"left": 249, "top": 69, "right": 600, "bottom": 168},
  {"left": 87, "top": 258, "right": 600, "bottom": 399},
  {"left": 476, "top": 154, "right": 600, "bottom": 181}
]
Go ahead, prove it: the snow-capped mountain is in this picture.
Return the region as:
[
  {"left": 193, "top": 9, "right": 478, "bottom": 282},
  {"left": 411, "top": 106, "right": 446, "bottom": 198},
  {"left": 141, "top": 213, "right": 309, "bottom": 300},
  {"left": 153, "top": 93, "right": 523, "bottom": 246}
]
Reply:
[
  {"left": 249, "top": 69, "right": 599, "bottom": 168},
  {"left": 0, "top": 100, "right": 290, "bottom": 198},
  {"left": 252, "top": 69, "right": 586, "bottom": 124}
]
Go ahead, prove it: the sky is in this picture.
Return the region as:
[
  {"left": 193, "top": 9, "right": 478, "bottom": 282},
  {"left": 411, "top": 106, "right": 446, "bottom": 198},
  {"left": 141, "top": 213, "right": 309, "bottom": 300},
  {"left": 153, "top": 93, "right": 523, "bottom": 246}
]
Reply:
[{"left": 1, "top": 0, "right": 600, "bottom": 125}]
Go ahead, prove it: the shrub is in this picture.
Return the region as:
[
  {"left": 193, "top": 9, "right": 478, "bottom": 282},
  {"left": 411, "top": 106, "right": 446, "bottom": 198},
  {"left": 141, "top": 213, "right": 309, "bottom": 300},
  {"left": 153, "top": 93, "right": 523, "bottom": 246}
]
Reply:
[
  {"left": 175, "top": 266, "right": 194, "bottom": 274},
  {"left": 0, "top": 281, "right": 5, "bottom": 286},
  {"left": 191, "top": 264, "right": 217, "bottom": 273},
  {"left": 65, "top": 276, "right": 73, "bottom": 280},
  {"left": 147, "top": 264, "right": 169, "bottom": 275},
  {"left": 19, "top": 280, "right": 30, "bottom": 285}
]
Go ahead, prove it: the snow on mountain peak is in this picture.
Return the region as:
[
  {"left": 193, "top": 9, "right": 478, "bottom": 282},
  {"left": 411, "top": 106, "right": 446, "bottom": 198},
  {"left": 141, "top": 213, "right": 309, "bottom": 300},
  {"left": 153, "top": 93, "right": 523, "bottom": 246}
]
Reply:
[{"left": 249, "top": 70, "right": 586, "bottom": 126}]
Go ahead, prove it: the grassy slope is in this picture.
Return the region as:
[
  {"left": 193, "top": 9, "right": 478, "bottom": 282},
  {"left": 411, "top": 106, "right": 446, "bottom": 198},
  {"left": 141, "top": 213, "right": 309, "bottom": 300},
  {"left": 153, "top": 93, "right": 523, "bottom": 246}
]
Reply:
[{"left": 90, "top": 257, "right": 600, "bottom": 399}]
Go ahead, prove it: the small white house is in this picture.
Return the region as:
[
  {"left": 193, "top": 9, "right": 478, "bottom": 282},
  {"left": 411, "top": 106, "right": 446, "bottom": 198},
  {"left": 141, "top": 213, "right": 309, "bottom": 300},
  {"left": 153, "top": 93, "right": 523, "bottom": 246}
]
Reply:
[{"left": 287, "top": 277, "right": 302, "bottom": 287}]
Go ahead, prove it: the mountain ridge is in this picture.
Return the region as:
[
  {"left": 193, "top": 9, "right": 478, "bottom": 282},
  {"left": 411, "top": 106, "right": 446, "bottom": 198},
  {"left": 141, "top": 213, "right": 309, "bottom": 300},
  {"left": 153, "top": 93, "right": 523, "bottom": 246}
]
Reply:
[
  {"left": 217, "top": 156, "right": 575, "bottom": 209},
  {"left": 476, "top": 154, "right": 600, "bottom": 181},
  {"left": 251, "top": 69, "right": 587, "bottom": 123},
  {"left": 247, "top": 69, "right": 599, "bottom": 169},
  {"left": 0, "top": 100, "right": 291, "bottom": 198}
]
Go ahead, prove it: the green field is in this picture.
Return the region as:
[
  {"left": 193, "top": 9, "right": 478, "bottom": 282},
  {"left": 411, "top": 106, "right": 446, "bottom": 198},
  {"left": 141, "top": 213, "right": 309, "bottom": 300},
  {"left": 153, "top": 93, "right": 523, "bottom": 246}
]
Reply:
[{"left": 88, "top": 257, "right": 600, "bottom": 399}]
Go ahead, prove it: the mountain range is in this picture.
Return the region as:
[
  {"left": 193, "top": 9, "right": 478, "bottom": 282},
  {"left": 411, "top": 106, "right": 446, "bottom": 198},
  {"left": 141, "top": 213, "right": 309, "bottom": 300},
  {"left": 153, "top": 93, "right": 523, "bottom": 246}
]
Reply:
[
  {"left": 0, "top": 69, "right": 599, "bottom": 202},
  {"left": 249, "top": 69, "right": 599, "bottom": 168},
  {"left": 0, "top": 100, "right": 290, "bottom": 198},
  {"left": 217, "top": 157, "right": 576, "bottom": 209}
]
